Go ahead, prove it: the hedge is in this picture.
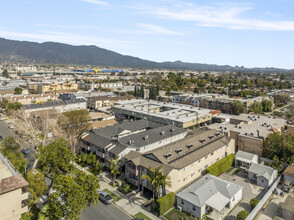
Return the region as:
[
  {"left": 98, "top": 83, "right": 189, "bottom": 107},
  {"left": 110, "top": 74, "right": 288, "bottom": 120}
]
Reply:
[
  {"left": 237, "top": 210, "right": 249, "bottom": 220},
  {"left": 206, "top": 153, "right": 235, "bottom": 176},
  {"left": 250, "top": 198, "right": 259, "bottom": 210},
  {"left": 156, "top": 192, "right": 175, "bottom": 216}
]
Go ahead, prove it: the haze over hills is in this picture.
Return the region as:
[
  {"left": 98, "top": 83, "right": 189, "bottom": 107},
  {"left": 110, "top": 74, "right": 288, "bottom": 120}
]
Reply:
[{"left": 0, "top": 37, "right": 292, "bottom": 73}]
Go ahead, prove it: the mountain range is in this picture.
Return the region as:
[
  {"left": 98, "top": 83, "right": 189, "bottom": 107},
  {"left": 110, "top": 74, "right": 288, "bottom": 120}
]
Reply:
[{"left": 0, "top": 37, "right": 292, "bottom": 73}]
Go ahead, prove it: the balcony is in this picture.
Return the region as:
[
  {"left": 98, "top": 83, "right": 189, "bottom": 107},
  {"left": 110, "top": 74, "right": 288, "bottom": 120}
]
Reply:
[{"left": 21, "top": 199, "right": 28, "bottom": 208}]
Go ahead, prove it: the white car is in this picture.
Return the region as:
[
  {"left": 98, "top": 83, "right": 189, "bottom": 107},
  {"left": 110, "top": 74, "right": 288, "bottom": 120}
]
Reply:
[
  {"left": 0, "top": 118, "right": 3, "bottom": 121},
  {"left": 8, "top": 125, "right": 14, "bottom": 129}
]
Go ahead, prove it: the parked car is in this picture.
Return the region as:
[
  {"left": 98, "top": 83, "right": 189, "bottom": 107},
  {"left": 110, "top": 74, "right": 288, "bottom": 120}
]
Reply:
[
  {"left": 8, "top": 125, "right": 14, "bottom": 129},
  {"left": 98, "top": 191, "right": 113, "bottom": 204},
  {"left": 22, "top": 149, "right": 30, "bottom": 155},
  {"left": 0, "top": 135, "right": 3, "bottom": 141}
]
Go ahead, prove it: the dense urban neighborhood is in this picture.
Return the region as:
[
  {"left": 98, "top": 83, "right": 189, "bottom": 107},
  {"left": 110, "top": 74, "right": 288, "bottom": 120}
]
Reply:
[{"left": 0, "top": 63, "right": 293, "bottom": 220}]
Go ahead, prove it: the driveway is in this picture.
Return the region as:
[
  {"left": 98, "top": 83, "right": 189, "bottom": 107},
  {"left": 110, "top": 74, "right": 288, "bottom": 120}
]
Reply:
[
  {"left": 0, "top": 120, "right": 14, "bottom": 138},
  {"left": 220, "top": 170, "right": 266, "bottom": 220},
  {"left": 80, "top": 202, "right": 131, "bottom": 220}
]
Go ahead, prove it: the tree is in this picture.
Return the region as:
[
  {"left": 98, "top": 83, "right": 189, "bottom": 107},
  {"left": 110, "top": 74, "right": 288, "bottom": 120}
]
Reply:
[
  {"left": 37, "top": 138, "right": 73, "bottom": 187},
  {"left": 165, "top": 87, "right": 171, "bottom": 96},
  {"left": 249, "top": 102, "right": 263, "bottom": 114},
  {"left": 140, "top": 85, "right": 145, "bottom": 98},
  {"left": 141, "top": 166, "right": 162, "bottom": 210},
  {"left": 57, "top": 110, "right": 90, "bottom": 155},
  {"left": 27, "top": 169, "right": 48, "bottom": 208},
  {"left": 274, "top": 94, "right": 290, "bottom": 106},
  {"left": 262, "top": 99, "right": 273, "bottom": 112},
  {"left": 232, "top": 101, "right": 245, "bottom": 115},
  {"left": 45, "top": 175, "right": 87, "bottom": 220},
  {"left": 237, "top": 210, "right": 249, "bottom": 220},
  {"left": 2, "top": 69, "right": 9, "bottom": 77},
  {"left": 14, "top": 87, "right": 23, "bottom": 95},
  {"left": 0, "top": 137, "right": 28, "bottom": 176},
  {"left": 110, "top": 156, "right": 120, "bottom": 186},
  {"left": 158, "top": 172, "right": 171, "bottom": 197},
  {"left": 250, "top": 198, "right": 259, "bottom": 210},
  {"left": 74, "top": 170, "right": 100, "bottom": 205}
]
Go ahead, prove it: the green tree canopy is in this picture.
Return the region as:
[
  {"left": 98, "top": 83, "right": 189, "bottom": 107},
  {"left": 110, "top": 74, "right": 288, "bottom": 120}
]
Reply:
[
  {"left": 249, "top": 102, "right": 263, "bottom": 114},
  {"left": 14, "top": 87, "right": 23, "bottom": 95},
  {"left": 2, "top": 69, "right": 9, "bottom": 77},
  {"left": 262, "top": 99, "right": 273, "bottom": 112},
  {"left": 232, "top": 101, "right": 245, "bottom": 115},
  {"left": 37, "top": 138, "right": 73, "bottom": 183},
  {"left": 237, "top": 210, "right": 249, "bottom": 220}
]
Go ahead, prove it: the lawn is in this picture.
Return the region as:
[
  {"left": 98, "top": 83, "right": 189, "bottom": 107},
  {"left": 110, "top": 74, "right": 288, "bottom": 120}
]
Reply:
[
  {"left": 103, "top": 189, "right": 121, "bottom": 202},
  {"left": 233, "top": 168, "right": 241, "bottom": 175},
  {"left": 164, "top": 208, "right": 194, "bottom": 220},
  {"left": 134, "top": 212, "right": 152, "bottom": 220},
  {"left": 225, "top": 167, "right": 234, "bottom": 173}
]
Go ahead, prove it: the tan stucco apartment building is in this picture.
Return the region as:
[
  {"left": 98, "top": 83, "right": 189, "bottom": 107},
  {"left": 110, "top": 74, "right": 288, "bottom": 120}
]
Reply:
[
  {"left": 208, "top": 113, "right": 286, "bottom": 156},
  {"left": 124, "top": 129, "right": 235, "bottom": 197},
  {"left": 0, "top": 152, "right": 28, "bottom": 220}
]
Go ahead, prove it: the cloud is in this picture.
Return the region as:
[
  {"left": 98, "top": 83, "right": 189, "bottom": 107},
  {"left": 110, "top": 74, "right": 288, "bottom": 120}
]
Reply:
[
  {"left": 132, "top": 2, "right": 294, "bottom": 31},
  {"left": 0, "top": 30, "right": 136, "bottom": 50},
  {"left": 135, "top": 23, "right": 182, "bottom": 35},
  {"left": 80, "top": 0, "right": 108, "bottom": 6}
]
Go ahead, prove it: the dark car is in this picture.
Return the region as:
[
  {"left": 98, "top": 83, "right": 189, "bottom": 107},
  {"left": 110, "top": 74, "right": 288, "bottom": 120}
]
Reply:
[
  {"left": 98, "top": 191, "right": 113, "bottom": 204},
  {"left": 0, "top": 136, "right": 3, "bottom": 141}
]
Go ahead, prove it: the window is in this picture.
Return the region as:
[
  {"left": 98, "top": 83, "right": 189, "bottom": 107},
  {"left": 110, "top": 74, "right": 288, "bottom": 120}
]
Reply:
[
  {"left": 198, "top": 168, "right": 202, "bottom": 172},
  {"left": 191, "top": 172, "right": 195, "bottom": 177},
  {"left": 21, "top": 199, "right": 28, "bottom": 208},
  {"left": 233, "top": 196, "right": 235, "bottom": 202},
  {"left": 205, "top": 155, "right": 208, "bottom": 159},
  {"left": 183, "top": 167, "right": 188, "bottom": 171},
  {"left": 183, "top": 177, "right": 188, "bottom": 182},
  {"left": 211, "top": 152, "right": 214, "bottom": 156},
  {"left": 198, "top": 159, "right": 201, "bottom": 163},
  {"left": 193, "top": 205, "right": 196, "bottom": 211},
  {"left": 181, "top": 199, "right": 185, "bottom": 205},
  {"left": 191, "top": 162, "right": 195, "bottom": 167}
]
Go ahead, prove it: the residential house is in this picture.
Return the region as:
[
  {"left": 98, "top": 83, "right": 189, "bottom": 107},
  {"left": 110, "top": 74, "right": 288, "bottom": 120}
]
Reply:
[
  {"left": 283, "top": 165, "right": 294, "bottom": 184},
  {"left": 235, "top": 150, "right": 258, "bottom": 169},
  {"left": 176, "top": 174, "right": 243, "bottom": 220},
  {"left": 248, "top": 163, "right": 278, "bottom": 188}
]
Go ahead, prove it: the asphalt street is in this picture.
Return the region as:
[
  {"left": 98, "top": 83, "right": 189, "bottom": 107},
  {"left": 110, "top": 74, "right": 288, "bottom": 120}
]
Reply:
[
  {"left": 0, "top": 120, "right": 14, "bottom": 138},
  {"left": 80, "top": 202, "right": 131, "bottom": 220}
]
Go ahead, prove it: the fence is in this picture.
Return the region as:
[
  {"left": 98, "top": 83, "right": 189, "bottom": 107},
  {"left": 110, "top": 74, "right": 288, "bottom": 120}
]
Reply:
[{"left": 245, "top": 176, "right": 281, "bottom": 220}]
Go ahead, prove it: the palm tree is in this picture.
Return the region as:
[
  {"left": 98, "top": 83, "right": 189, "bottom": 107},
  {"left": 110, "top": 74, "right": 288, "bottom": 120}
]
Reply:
[
  {"left": 158, "top": 172, "right": 172, "bottom": 197},
  {"left": 141, "top": 166, "right": 162, "bottom": 210},
  {"left": 110, "top": 156, "right": 120, "bottom": 186}
]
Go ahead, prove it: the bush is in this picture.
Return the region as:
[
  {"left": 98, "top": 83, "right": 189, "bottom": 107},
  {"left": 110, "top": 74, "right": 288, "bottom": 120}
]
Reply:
[
  {"left": 250, "top": 198, "right": 259, "bottom": 210},
  {"left": 118, "top": 181, "right": 135, "bottom": 194},
  {"left": 206, "top": 153, "right": 235, "bottom": 176},
  {"left": 156, "top": 192, "right": 175, "bottom": 216},
  {"left": 237, "top": 210, "right": 249, "bottom": 220}
]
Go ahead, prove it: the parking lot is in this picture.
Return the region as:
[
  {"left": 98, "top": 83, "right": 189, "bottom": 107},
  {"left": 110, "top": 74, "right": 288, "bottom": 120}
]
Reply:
[{"left": 219, "top": 169, "right": 267, "bottom": 220}]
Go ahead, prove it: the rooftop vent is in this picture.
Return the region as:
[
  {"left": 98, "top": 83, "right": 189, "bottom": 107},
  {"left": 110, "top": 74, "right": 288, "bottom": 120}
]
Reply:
[
  {"left": 175, "top": 149, "right": 182, "bottom": 154},
  {"left": 199, "top": 138, "right": 206, "bottom": 143},
  {"left": 251, "top": 133, "right": 254, "bottom": 136},
  {"left": 208, "top": 135, "right": 214, "bottom": 139},
  {"left": 239, "top": 126, "right": 241, "bottom": 129},
  {"left": 215, "top": 133, "right": 220, "bottom": 136},
  {"left": 143, "top": 135, "right": 148, "bottom": 140},
  {"left": 160, "top": 131, "right": 165, "bottom": 135},
  {"left": 245, "top": 133, "right": 247, "bottom": 135},
  {"left": 170, "top": 128, "right": 175, "bottom": 132},
  {"left": 186, "top": 144, "right": 193, "bottom": 149},
  {"left": 128, "top": 140, "right": 134, "bottom": 145}
]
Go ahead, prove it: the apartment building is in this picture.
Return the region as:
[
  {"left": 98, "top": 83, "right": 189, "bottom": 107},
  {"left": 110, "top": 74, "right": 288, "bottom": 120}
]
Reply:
[
  {"left": 79, "top": 82, "right": 123, "bottom": 90},
  {"left": 2, "top": 94, "right": 58, "bottom": 105},
  {"left": 79, "top": 119, "right": 187, "bottom": 167},
  {"left": 208, "top": 113, "right": 286, "bottom": 156},
  {"left": 172, "top": 93, "right": 219, "bottom": 107},
  {"left": 0, "top": 152, "right": 28, "bottom": 220},
  {"left": 27, "top": 82, "right": 78, "bottom": 94},
  {"left": 113, "top": 100, "right": 213, "bottom": 128},
  {"left": 124, "top": 129, "right": 235, "bottom": 197},
  {"left": 21, "top": 98, "right": 87, "bottom": 114},
  {"left": 201, "top": 96, "right": 274, "bottom": 114},
  {"left": 87, "top": 95, "right": 135, "bottom": 110}
]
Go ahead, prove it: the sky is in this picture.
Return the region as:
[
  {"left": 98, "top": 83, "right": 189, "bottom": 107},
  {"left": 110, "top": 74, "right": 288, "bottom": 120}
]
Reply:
[{"left": 1, "top": 0, "right": 294, "bottom": 69}]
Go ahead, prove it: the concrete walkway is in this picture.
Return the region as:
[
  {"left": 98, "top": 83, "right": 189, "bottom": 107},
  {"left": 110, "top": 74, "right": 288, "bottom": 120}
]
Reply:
[{"left": 73, "top": 162, "right": 160, "bottom": 220}]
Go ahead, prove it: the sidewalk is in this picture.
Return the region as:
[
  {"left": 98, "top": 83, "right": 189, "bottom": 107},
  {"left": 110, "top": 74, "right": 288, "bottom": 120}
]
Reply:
[{"left": 73, "top": 162, "right": 160, "bottom": 220}]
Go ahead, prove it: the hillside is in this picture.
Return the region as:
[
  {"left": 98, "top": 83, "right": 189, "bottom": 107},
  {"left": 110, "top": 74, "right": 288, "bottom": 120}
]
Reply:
[{"left": 0, "top": 37, "right": 292, "bottom": 73}]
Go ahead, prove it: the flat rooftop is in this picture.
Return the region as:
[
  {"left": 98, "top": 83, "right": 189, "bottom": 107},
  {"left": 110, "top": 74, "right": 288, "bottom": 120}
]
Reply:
[
  {"left": 113, "top": 99, "right": 212, "bottom": 123},
  {"left": 208, "top": 114, "right": 286, "bottom": 138}
]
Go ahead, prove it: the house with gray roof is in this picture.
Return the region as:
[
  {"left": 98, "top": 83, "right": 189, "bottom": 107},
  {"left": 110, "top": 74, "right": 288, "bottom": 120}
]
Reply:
[
  {"left": 176, "top": 174, "right": 243, "bottom": 219},
  {"left": 248, "top": 163, "right": 278, "bottom": 188},
  {"left": 235, "top": 150, "right": 258, "bottom": 169}
]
